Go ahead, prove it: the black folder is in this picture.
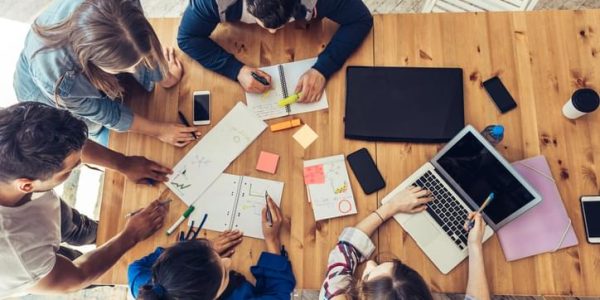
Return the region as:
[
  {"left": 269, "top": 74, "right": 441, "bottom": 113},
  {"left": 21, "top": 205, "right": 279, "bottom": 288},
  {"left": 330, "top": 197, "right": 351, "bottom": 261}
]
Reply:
[{"left": 344, "top": 66, "right": 465, "bottom": 143}]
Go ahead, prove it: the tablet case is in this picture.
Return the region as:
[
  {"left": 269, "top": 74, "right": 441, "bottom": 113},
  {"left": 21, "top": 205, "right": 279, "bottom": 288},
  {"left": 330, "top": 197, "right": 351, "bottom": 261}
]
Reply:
[{"left": 345, "top": 66, "right": 465, "bottom": 143}]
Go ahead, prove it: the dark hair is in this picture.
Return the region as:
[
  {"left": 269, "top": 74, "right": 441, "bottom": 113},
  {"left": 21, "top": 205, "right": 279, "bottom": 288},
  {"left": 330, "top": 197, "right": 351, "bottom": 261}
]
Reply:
[
  {"left": 351, "top": 260, "right": 434, "bottom": 300},
  {"left": 138, "top": 239, "right": 223, "bottom": 300},
  {"left": 32, "top": 0, "right": 167, "bottom": 100},
  {"left": 0, "top": 102, "right": 87, "bottom": 183},
  {"left": 247, "top": 0, "right": 301, "bottom": 29}
]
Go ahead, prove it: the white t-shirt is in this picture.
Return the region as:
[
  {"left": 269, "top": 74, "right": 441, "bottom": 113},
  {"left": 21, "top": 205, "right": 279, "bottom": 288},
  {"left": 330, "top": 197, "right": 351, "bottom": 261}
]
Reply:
[{"left": 0, "top": 191, "right": 61, "bottom": 298}]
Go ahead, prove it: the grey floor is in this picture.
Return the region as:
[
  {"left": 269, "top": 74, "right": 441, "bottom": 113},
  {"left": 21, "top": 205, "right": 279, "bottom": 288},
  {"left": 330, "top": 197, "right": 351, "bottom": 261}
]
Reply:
[{"left": 3, "top": 0, "right": 600, "bottom": 299}]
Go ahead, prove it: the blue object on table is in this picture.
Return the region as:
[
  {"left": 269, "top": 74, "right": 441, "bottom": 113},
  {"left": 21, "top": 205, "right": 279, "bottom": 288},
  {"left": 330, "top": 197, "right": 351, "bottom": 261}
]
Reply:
[{"left": 481, "top": 125, "right": 504, "bottom": 146}]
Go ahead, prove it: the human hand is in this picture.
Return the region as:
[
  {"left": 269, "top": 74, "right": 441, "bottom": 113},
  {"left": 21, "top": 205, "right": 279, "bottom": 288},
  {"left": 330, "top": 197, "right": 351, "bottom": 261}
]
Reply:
[
  {"left": 160, "top": 47, "right": 183, "bottom": 88},
  {"left": 120, "top": 155, "right": 173, "bottom": 184},
  {"left": 123, "top": 199, "right": 169, "bottom": 243},
  {"left": 237, "top": 65, "right": 271, "bottom": 94},
  {"left": 262, "top": 196, "right": 282, "bottom": 254},
  {"left": 465, "top": 212, "right": 485, "bottom": 248},
  {"left": 212, "top": 230, "right": 244, "bottom": 257},
  {"left": 294, "top": 68, "right": 325, "bottom": 103},
  {"left": 157, "top": 122, "right": 201, "bottom": 147},
  {"left": 380, "top": 186, "right": 432, "bottom": 219}
]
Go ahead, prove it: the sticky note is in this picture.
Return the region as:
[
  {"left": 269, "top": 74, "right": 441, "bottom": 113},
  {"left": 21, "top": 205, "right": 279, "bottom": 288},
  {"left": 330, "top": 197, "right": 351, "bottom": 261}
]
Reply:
[
  {"left": 293, "top": 124, "right": 318, "bottom": 149},
  {"left": 256, "top": 151, "right": 279, "bottom": 174},
  {"left": 303, "top": 164, "right": 325, "bottom": 184}
]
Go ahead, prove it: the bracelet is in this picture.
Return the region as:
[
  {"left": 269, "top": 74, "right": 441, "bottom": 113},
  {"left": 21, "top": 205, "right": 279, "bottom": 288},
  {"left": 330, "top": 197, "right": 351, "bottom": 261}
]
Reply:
[{"left": 373, "top": 211, "right": 385, "bottom": 223}]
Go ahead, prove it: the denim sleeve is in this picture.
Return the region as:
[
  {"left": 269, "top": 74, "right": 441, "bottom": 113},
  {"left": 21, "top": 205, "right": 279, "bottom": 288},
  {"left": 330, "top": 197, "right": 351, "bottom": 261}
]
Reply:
[
  {"left": 133, "top": 66, "right": 164, "bottom": 92},
  {"left": 249, "top": 252, "right": 296, "bottom": 299},
  {"left": 127, "top": 247, "right": 164, "bottom": 299},
  {"left": 59, "top": 96, "right": 134, "bottom": 132}
]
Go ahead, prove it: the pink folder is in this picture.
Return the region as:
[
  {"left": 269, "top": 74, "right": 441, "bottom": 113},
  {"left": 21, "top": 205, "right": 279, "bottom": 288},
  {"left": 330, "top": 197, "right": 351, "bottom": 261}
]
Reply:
[{"left": 496, "top": 155, "right": 578, "bottom": 261}]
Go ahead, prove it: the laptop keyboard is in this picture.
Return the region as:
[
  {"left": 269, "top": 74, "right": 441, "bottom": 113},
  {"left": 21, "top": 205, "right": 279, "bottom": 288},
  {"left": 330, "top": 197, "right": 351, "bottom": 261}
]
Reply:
[{"left": 414, "top": 171, "right": 470, "bottom": 250}]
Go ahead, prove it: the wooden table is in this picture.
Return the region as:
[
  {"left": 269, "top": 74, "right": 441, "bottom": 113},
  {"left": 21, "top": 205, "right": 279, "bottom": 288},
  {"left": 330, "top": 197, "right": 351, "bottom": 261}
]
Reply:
[{"left": 97, "top": 10, "right": 600, "bottom": 296}]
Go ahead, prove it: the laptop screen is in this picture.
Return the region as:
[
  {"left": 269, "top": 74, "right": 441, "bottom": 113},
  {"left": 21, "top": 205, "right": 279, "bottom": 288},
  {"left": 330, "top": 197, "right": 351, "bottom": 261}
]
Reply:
[{"left": 436, "top": 131, "right": 536, "bottom": 224}]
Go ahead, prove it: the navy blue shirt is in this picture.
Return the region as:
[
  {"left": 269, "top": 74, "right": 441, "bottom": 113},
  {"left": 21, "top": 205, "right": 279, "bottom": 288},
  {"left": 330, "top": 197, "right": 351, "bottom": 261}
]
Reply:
[
  {"left": 128, "top": 247, "right": 296, "bottom": 299},
  {"left": 177, "top": 0, "right": 373, "bottom": 80}
]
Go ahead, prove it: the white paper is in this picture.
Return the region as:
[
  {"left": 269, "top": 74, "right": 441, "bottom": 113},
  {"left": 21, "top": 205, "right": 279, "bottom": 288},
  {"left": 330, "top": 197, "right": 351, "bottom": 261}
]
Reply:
[{"left": 167, "top": 102, "right": 267, "bottom": 206}]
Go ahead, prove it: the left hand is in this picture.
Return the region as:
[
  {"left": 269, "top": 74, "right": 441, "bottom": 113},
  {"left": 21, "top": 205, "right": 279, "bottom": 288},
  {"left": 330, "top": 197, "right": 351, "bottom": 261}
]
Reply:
[
  {"left": 212, "top": 230, "right": 244, "bottom": 257},
  {"left": 294, "top": 68, "right": 325, "bottom": 103},
  {"left": 160, "top": 47, "right": 183, "bottom": 88},
  {"left": 120, "top": 155, "right": 173, "bottom": 184}
]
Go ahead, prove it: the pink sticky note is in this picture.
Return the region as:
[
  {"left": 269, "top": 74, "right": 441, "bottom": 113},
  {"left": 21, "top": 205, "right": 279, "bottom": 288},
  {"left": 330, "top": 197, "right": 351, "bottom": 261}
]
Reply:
[
  {"left": 303, "top": 164, "right": 325, "bottom": 184},
  {"left": 256, "top": 151, "right": 279, "bottom": 174}
]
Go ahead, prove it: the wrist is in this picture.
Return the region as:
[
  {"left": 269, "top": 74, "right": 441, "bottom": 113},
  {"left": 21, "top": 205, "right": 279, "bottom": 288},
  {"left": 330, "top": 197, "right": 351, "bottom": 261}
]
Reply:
[
  {"left": 265, "top": 239, "right": 281, "bottom": 254},
  {"left": 468, "top": 243, "right": 483, "bottom": 255},
  {"left": 118, "top": 229, "right": 139, "bottom": 248},
  {"left": 375, "top": 207, "right": 393, "bottom": 221}
]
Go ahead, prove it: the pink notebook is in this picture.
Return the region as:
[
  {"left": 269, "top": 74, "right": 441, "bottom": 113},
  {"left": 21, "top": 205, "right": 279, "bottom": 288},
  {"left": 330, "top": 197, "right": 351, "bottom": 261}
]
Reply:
[{"left": 497, "top": 155, "right": 578, "bottom": 261}]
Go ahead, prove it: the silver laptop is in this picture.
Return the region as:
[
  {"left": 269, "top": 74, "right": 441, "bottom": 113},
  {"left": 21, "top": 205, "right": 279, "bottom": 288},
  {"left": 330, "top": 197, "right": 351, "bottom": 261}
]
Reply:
[{"left": 381, "top": 125, "right": 541, "bottom": 274}]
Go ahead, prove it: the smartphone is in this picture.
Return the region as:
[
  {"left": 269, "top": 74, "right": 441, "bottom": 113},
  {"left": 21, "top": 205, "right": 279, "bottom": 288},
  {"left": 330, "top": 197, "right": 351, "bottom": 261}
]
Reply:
[
  {"left": 193, "top": 91, "right": 210, "bottom": 125},
  {"left": 581, "top": 196, "right": 600, "bottom": 243},
  {"left": 482, "top": 76, "right": 518, "bottom": 113},
  {"left": 347, "top": 148, "right": 385, "bottom": 195}
]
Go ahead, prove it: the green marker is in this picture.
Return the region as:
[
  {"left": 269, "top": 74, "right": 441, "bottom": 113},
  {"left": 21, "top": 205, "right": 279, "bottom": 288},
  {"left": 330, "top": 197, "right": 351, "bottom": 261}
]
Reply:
[
  {"left": 278, "top": 93, "right": 302, "bottom": 107},
  {"left": 166, "top": 205, "right": 195, "bottom": 235}
]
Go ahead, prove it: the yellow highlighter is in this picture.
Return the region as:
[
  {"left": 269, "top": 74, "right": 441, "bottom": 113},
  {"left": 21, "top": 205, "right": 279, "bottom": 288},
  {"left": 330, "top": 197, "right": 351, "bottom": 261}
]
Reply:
[{"left": 278, "top": 93, "right": 302, "bottom": 107}]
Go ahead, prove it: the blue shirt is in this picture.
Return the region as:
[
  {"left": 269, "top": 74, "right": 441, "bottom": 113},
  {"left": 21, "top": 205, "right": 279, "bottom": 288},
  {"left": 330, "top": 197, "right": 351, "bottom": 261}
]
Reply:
[
  {"left": 128, "top": 247, "right": 296, "bottom": 299},
  {"left": 177, "top": 0, "right": 373, "bottom": 81}
]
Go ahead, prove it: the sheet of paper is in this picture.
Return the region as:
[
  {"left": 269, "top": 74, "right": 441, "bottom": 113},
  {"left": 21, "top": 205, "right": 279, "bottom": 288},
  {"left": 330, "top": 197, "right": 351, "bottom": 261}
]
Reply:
[
  {"left": 293, "top": 124, "right": 318, "bottom": 149},
  {"left": 304, "top": 155, "right": 357, "bottom": 221},
  {"left": 188, "top": 173, "right": 239, "bottom": 233},
  {"left": 167, "top": 102, "right": 267, "bottom": 206}
]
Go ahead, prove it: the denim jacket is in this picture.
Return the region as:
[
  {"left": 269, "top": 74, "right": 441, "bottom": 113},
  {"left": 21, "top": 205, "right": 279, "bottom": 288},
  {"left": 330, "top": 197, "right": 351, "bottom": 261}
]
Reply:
[{"left": 12, "top": 0, "right": 162, "bottom": 134}]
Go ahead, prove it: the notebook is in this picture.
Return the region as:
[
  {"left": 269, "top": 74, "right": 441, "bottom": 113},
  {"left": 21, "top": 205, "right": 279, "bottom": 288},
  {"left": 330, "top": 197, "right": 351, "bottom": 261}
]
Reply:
[
  {"left": 245, "top": 58, "right": 329, "bottom": 120},
  {"left": 188, "top": 173, "right": 284, "bottom": 240},
  {"left": 345, "top": 66, "right": 464, "bottom": 142},
  {"left": 303, "top": 155, "right": 357, "bottom": 221},
  {"left": 497, "top": 155, "right": 578, "bottom": 261},
  {"left": 167, "top": 102, "right": 267, "bottom": 206}
]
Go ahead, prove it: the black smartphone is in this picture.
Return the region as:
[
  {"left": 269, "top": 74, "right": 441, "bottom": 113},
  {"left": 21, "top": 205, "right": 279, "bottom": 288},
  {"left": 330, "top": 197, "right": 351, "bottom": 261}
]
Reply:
[
  {"left": 347, "top": 148, "right": 385, "bottom": 195},
  {"left": 483, "top": 76, "right": 517, "bottom": 113},
  {"left": 581, "top": 196, "right": 600, "bottom": 244}
]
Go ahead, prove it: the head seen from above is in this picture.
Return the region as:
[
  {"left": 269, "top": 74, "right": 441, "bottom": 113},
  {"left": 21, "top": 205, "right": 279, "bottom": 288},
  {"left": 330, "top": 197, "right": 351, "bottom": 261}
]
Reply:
[
  {"left": 33, "top": 0, "right": 167, "bottom": 99},
  {"left": 247, "top": 0, "right": 301, "bottom": 33}
]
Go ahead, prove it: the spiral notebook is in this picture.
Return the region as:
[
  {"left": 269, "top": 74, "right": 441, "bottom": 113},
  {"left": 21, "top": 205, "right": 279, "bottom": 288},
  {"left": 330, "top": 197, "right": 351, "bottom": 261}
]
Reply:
[
  {"left": 245, "top": 58, "right": 329, "bottom": 120},
  {"left": 188, "top": 173, "right": 284, "bottom": 240}
]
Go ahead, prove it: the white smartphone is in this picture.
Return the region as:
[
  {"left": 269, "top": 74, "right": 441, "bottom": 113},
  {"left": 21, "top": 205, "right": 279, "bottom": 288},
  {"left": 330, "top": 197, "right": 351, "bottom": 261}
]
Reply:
[
  {"left": 193, "top": 91, "right": 210, "bottom": 125},
  {"left": 581, "top": 196, "right": 600, "bottom": 243}
]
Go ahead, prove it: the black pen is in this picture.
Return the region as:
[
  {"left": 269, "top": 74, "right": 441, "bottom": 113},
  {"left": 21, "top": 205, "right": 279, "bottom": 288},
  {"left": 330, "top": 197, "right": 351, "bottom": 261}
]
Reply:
[
  {"left": 251, "top": 72, "right": 270, "bottom": 86},
  {"left": 265, "top": 191, "right": 273, "bottom": 227},
  {"left": 177, "top": 111, "right": 198, "bottom": 140}
]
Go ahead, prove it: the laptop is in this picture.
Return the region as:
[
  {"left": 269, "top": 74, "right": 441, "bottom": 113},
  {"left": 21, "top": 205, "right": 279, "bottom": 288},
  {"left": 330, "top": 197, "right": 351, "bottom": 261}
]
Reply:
[{"left": 381, "top": 125, "right": 542, "bottom": 274}]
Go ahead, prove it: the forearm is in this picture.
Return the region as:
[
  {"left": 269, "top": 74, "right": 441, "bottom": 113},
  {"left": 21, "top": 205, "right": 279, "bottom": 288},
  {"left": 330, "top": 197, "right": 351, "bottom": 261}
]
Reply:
[
  {"left": 466, "top": 246, "right": 490, "bottom": 300},
  {"left": 81, "top": 140, "right": 126, "bottom": 170},
  {"left": 129, "top": 113, "right": 162, "bottom": 137},
  {"left": 355, "top": 206, "right": 393, "bottom": 237}
]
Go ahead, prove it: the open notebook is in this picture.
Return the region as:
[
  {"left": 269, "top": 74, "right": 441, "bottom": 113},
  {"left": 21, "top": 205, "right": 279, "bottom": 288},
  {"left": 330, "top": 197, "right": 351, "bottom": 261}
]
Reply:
[
  {"left": 245, "top": 58, "right": 329, "bottom": 120},
  {"left": 188, "top": 173, "right": 284, "bottom": 240},
  {"left": 304, "top": 155, "right": 357, "bottom": 221}
]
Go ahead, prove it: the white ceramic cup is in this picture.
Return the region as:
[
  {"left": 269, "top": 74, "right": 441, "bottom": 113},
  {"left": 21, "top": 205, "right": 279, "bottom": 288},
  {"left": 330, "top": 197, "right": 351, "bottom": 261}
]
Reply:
[{"left": 562, "top": 89, "right": 599, "bottom": 119}]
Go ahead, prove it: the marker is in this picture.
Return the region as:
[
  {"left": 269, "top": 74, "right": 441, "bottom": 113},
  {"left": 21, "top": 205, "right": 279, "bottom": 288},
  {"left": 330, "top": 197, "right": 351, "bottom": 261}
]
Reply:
[
  {"left": 270, "top": 118, "right": 302, "bottom": 132},
  {"left": 177, "top": 111, "right": 198, "bottom": 140},
  {"left": 251, "top": 72, "right": 270, "bottom": 86},
  {"left": 192, "top": 213, "right": 208, "bottom": 240},
  {"left": 166, "top": 205, "right": 195, "bottom": 236},
  {"left": 125, "top": 199, "right": 172, "bottom": 218},
  {"left": 278, "top": 93, "right": 302, "bottom": 107},
  {"left": 265, "top": 191, "right": 273, "bottom": 227},
  {"left": 466, "top": 192, "right": 494, "bottom": 231}
]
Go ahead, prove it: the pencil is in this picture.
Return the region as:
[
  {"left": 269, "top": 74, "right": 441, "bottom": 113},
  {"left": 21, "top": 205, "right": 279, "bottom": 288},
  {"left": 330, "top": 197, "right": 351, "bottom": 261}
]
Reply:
[
  {"left": 265, "top": 191, "right": 273, "bottom": 227},
  {"left": 177, "top": 111, "right": 198, "bottom": 140},
  {"left": 467, "top": 192, "right": 494, "bottom": 230}
]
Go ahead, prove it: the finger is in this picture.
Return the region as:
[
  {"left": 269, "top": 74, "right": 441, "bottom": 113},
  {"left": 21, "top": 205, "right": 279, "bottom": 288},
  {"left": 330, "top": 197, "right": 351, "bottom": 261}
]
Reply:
[
  {"left": 148, "top": 172, "right": 169, "bottom": 182},
  {"left": 294, "top": 78, "right": 303, "bottom": 94},
  {"left": 415, "top": 189, "right": 431, "bottom": 197},
  {"left": 178, "top": 126, "right": 200, "bottom": 133},
  {"left": 175, "top": 140, "right": 192, "bottom": 148},
  {"left": 411, "top": 205, "right": 428, "bottom": 213},
  {"left": 261, "top": 207, "right": 268, "bottom": 224},
  {"left": 269, "top": 197, "right": 282, "bottom": 219},
  {"left": 150, "top": 163, "right": 172, "bottom": 174},
  {"left": 223, "top": 249, "right": 235, "bottom": 258},
  {"left": 417, "top": 196, "right": 433, "bottom": 205},
  {"left": 167, "top": 47, "right": 174, "bottom": 62},
  {"left": 255, "top": 70, "right": 272, "bottom": 85}
]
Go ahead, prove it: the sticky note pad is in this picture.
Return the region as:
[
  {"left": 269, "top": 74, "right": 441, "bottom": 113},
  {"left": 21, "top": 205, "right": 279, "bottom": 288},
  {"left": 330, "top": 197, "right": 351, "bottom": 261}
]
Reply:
[
  {"left": 303, "top": 164, "right": 325, "bottom": 184},
  {"left": 293, "top": 124, "right": 318, "bottom": 149},
  {"left": 256, "top": 151, "right": 279, "bottom": 174}
]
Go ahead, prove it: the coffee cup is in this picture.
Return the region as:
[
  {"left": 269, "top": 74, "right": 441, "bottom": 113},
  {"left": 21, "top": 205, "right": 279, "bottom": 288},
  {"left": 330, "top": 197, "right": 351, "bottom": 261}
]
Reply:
[{"left": 562, "top": 88, "right": 599, "bottom": 119}]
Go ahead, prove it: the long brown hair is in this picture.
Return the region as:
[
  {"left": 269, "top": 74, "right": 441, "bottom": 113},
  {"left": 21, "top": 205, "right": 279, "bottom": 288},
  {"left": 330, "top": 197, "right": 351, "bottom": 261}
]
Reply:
[{"left": 33, "top": 0, "right": 167, "bottom": 100}]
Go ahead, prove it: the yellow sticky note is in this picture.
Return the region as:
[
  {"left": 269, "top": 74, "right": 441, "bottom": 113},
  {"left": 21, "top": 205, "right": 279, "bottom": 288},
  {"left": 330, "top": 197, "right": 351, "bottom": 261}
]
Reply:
[{"left": 293, "top": 124, "right": 318, "bottom": 149}]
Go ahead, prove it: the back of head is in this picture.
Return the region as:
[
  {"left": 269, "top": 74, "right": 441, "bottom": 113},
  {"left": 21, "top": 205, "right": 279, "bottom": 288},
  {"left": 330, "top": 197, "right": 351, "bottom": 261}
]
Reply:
[
  {"left": 0, "top": 102, "right": 88, "bottom": 183},
  {"left": 137, "top": 240, "right": 223, "bottom": 300},
  {"left": 33, "top": 0, "right": 166, "bottom": 99},
  {"left": 352, "top": 260, "right": 434, "bottom": 300},
  {"left": 247, "top": 0, "right": 300, "bottom": 29}
]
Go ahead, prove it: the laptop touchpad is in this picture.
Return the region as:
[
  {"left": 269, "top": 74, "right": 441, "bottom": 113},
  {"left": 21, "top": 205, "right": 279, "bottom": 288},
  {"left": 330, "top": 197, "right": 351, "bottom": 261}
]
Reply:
[{"left": 404, "top": 213, "right": 440, "bottom": 247}]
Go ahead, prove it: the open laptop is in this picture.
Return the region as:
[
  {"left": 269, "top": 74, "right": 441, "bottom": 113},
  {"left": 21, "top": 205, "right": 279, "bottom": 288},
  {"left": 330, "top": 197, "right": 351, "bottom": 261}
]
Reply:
[{"left": 381, "top": 125, "right": 541, "bottom": 274}]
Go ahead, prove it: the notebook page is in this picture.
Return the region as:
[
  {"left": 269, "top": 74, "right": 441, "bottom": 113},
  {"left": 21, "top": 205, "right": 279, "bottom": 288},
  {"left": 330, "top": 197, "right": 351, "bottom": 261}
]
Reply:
[
  {"left": 245, "top": 65, "right": 288, "bottom": 120},
  {"left": 231, "top": 176, "right": 284, "bottom": 239},
  {"left": 188, "top": 173, "right": 240, "bottom": 232},
  {"left": 282, "top": 58, "right": 329, "bottom": 115}
]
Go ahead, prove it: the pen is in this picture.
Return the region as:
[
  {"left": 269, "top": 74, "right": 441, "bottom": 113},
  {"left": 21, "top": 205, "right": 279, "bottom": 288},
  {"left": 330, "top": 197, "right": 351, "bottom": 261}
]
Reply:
[
  {"left": 278, "top": 93, "right": 302, "bottom": 107},
  {"left": 251, "top": 72, "right": 270, "bottom": 86},
  {"left": 467, "top": 192, "right": 494, "bottom": 231},
  {"left": 177, "top": 111, "right": 198, "bottom": 140},
  {"left": 191, "top": 213, "right": 208, "bottom": 240},
  {"left": 125, "top": 199, "right": 172, "bottom": 218},
  {"left": 265, "top": 191, "right": 273, "bottom": 227},
  {"left": 166, "top": 205, "right": 195, "bottom": 236}
]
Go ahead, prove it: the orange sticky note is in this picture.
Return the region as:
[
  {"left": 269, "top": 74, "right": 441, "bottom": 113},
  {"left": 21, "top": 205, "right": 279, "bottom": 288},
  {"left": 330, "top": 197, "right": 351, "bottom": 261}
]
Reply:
[{"left": 256, "top": 151, "right": 279, "bottom": 174}]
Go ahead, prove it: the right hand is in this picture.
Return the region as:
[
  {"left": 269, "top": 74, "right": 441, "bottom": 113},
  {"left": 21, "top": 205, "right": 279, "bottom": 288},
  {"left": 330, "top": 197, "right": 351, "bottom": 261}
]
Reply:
[
  {"left": 237, "top": 65, "right": 271, "bottom": 94},
  {"left": 262, "top": 196, "right": 282, "bottom": 254},
  {"left": 123, "top": 199, "right": 169, "bottom": 243},
  {"left": 465, "top": 212, "right": 485, "bottom": 247},
  {"left": 211, "top": 230, "right": 244, "bottom": 257},
  {"left": 382, "top": 186, "right": 433, "bottom": 217},
  {"left": 157, "top": 122, "right": 201, "bottom": 147}
]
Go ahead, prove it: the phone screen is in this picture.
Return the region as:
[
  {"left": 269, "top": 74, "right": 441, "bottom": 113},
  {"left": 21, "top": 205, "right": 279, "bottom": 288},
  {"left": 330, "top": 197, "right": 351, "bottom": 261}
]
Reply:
[
  {"left": 483, "top": 77, "right": 517, "bottom": 113},
  {"left": 582, "top": 199, "right": 600, "bottom": 238},
  {"left": 347, "top": 148, "right": 385, "bottom": 194},
  {"left": 194, "top": 93, "right": 210, "bottom": 122}
]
